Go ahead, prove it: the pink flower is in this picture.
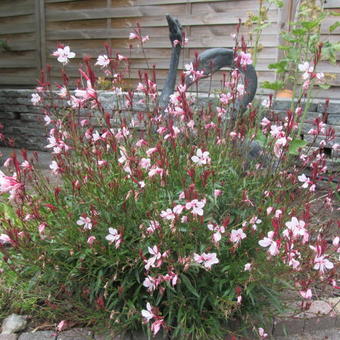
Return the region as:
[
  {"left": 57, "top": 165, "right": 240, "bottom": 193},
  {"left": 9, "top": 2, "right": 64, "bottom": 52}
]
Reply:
[
  {"left": 298, "top": 174, "right": 313, "bottom": 190},
  {"left": 273, "top": 137, "right": 287, "bottom": 158},
  {"left": 57, "top": 86, "right": 68, "bottom": 98},
  {"left": 20, "top": 160, "right": 32, "bottom": 171},
  {"left": 148, "top": 166, "right": 165, "bottom": 178},
  {"left": 244, "top": 263, "right": 252, "bottom": 271},
  {"left": 139, "top": 158, "right": 151, "bottom": 170},
  {"left": 77, "top": 216, "right": 93, "bottom": 230},
  {"left": 185, "top": 199, "right": 206, "bottom": 216},
  {"left": 0, "top": 170, "right": 23, "bottom": 201},
  {"left": 191, "top": 149, "right": 211, "bottom": 166},
  {"left": 105, "top": 228, "right": 122, "bottom": 248},
  {"left": 160, "top": 208, "right": 176, "bottom": 221},
  {"left": 52, "top": 46, "right": 75, "bottom": 65},
  {"left": 193, "top": 252, "right": 219, "bottom": 269},
  {"left": 270, "top": 125, "right": 283, "bottom": 138},
  {"left": 258, "top": 327, "right": 268, "bottom": 339},
  {"left": 143, "top": 276, "right": 158, "bottom": 292},
  {"left": 141, "top": 35, "right": 149, "bottom": 43},
  {"left": 259, "top": 231, "right": 279, "bottom": 256},
  {"left": 313, "top": 255, "right": 334, "bottom": 274},
  {"left": 146, "top": 147, "right": 157, "bottom": 156},
  {"left": 236, "top": 84, "right": 245, "bottom": 96},
  {"left": 250, "top": 216, "right": 262, "bottom": 230},
  {"left": 173, "top": 204, "right": 184, "bottom": 215},
  {"left": 207, "top": 223, "right": 225, "bottom": 243},
  {"left": 87, "top": 236, "right": 96, "bottom": 245},
  {"left": 95, "top": 55, "right": 110, "bottom": 68},
  {"left": 214, "top": 189, "right": 222, "bottom": 197},
  {"left": 150, "top": 319, "right": 164, "bottom": 336},
  {"left": 283, "top": 217, "right": 308, "bottom": 241},
  {"left": 0, "top": 233, "right": 11, "bottom": 245},
  {"left": 146, "top": 220, "right": 160, "bottom": 234},
  {"left": 261, "top": 99, "right": 270, "bottom": 108},
  {"left": 230, "top": 228, "right": 246, "bottom": 244},
  {"left": 129, "top": 32, "right": 138, "bottom": 40},
  {"left": 235, "top": 51, "right": 253, "bottom": 66},
  {"left": 56, "top": 320, "right": 69, "bottom": 332},
  {"left": 300, "top": 289, "right": 312, "bottom": 299},
  {"left": 144, "top": 245, "right": 162, "bottom": 270}
]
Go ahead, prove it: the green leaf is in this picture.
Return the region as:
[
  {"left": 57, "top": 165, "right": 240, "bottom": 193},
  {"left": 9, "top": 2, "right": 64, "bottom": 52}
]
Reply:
[
  {"left": 281, "top": 32, "right": 299, "bottom": 43},
  {"left": 255, "top": 130, "right": 267, "bottom": 147},
  {"left": 261, "top": 81, "right": 284, "bottom": 91},
  {"left": 266, "top": 0, "right": 283, "bottom": 8},
  {"left": 329, "top": 11, "right": 340, "bottom": 17},
  {"left": 289, "top": 139, "right": 308, "bottom": 155},
  {"left": 329, "top": 21, "right": 340, "bottom": 33},
  {"left": 301, "top": 21, "right": 320, "bottom": 30},
  {"left": 268, "top": 60, "right": 288, "bottom": 73},
  {"left": 292, "top": 28, "right": 307, "bottom": 36},
  {"left": 319, "top": 83, "right": 331, "bottom": 90},
  {"left": 181, "top": 274, "right": 200, "bottom": 298}
]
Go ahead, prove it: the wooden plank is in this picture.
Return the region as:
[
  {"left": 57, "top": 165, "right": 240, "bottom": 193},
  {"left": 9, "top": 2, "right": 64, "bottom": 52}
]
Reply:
[
  {"left": 0, "top": 58, "right": 37, "bottom": 68},
  {"left": 4, "top": 40, "right": 37, "bottom": 51},
  {"left": 0, "top": 22, "right": 35, "bottom": 35},
  {"left": 45, "top": 7, "right": 278, "bottom": 24},
  {"left": 35, "top": 0, "right": 47, "bottom": 70},
  {"left": 0, "top": 69, "right": 37, "bottom": 86},
  {"left": 321, "top": 16, "right": 340, "bottom": 34},
  {"left": 46, "top": 0, "right": 110, "bottom": 10},
  {"left": 0, "top": 0, "right": 34, "bottom": 18},
  {"left": 135, "top": 0, "right": 251, "bottom": 5},
  {"left": 191, "top": 0, "right": 263, "bottom": 13},
  {"left": 46, "top": 5, "right": 186, "bottom": 22},
  {"left": 324, "top": 0, "right": 340, "bottom": 9},
  {"left": 123, "top": 11, "right": 278, "bottom": 28}
]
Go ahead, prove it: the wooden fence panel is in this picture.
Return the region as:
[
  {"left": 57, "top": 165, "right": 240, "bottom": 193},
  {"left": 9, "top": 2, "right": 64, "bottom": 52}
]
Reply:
[
  {"left": 318, "top": 2, "right": 340, "bottom": 98},
  {"left": 0, "top": 0, "right": 338, "bottom": 98},
  {"left": 0, "top": 0, "right": 40, "bottom": 87},
  {"left": 42, "top": 0, "right": 280, "bottom": 95}
]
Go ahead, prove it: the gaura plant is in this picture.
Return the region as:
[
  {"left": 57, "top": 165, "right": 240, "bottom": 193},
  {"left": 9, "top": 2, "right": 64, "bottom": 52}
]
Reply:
[{"left": 0, "top": 14, "right": 338, "bottom": 340}]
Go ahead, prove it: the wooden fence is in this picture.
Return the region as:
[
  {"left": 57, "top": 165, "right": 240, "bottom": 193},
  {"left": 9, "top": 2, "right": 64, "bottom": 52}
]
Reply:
[{"left": 0, "top": 0, "right": 339, "bottom": 98}]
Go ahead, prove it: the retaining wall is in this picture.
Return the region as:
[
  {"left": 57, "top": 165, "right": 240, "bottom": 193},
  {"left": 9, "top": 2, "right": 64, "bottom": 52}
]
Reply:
[{"left": 0, "top": 89, "right": 339, "bottom": 169}]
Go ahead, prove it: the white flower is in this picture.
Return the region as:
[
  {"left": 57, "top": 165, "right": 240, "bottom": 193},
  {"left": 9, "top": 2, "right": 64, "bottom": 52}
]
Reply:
[
  {"left": 76, "top": 216, "right": 92, "bottom": 230},
  {"left": 259, "top": 231, "right": 279, "bottom": 256},
  {"left": 230, "top": 228, "right": 246, "bottom": 244},
  {"left": 313, "top": 255, "right": 334, "bottom": 273},
  {"left": 193, "top": 252, "right": 219, "bottom": 269},
  {"left": 52, "top": 46, "right": 76, "bottom": 65},
  {"left": 105, "top": 228, "right": 122, "bottom": 248},
  {"left": 191, "top": 149, "right": 211, "bottom": 166},
  {"left": 141, "top": 302, "right": 155, "bottom": 322},
  {"left": 31, "top": 93, "right": 41, "bottom": 105},
  {"left": 49, "top": 160, "right": 60, "bottom": 175},
  {"left": 95, "top": 55, "right": 110, "bottom": 68}
]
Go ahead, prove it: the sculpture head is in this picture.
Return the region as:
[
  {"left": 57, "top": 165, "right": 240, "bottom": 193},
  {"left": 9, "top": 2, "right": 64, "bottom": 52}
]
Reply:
[{"left": 166, "top": 14, "right": 183, "bottom": 45}]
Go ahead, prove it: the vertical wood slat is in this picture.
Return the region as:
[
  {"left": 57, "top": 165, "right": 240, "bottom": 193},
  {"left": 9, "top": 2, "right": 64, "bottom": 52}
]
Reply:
[
  {"left": 34, "top": 0, "right": 47, "bottom": 72},
  {"left": 275, "top": 0, "right": 294, "bottom": 81}
]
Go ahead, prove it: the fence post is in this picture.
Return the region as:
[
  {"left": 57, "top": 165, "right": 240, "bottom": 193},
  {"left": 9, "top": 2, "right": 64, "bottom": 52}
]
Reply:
[{"left": 34, "top": 0, "right": 46, "bottom": 74}]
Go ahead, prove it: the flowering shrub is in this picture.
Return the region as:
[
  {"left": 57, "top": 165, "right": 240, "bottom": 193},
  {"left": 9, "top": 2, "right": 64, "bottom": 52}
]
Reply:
[{"left": 0, "top": 19, "right": 339, "bottom": 340}]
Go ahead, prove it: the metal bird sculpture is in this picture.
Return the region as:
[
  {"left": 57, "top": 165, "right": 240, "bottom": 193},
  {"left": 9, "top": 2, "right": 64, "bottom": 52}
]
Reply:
[{"left": 159, "top": 15, "right": 258, "bottom": 113}]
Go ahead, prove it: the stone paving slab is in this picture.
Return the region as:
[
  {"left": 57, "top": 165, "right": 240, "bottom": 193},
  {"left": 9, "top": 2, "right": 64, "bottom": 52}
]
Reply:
[
  {"left": 0, "top": 147, "right": 52, "bottom": 169},
  {"left": 0, "top": 335, "right": 18, "bottom": 340},
  {"left": 18, "top": 331, "right": 56, "bottom": 340},
  {"left": 56, "top": 329, "right": 93, "bottom": 340},
  {"left": 274, "top": 328, "right": 340, "bottom": 340}
]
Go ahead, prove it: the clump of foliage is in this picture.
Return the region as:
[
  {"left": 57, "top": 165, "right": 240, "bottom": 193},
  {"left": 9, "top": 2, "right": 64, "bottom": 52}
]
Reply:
[{"left": 0, "top": 9, "right": 339, "bottom": 340}]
